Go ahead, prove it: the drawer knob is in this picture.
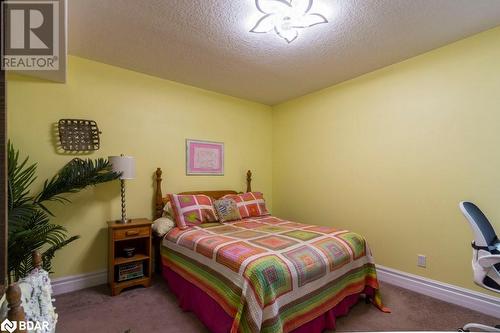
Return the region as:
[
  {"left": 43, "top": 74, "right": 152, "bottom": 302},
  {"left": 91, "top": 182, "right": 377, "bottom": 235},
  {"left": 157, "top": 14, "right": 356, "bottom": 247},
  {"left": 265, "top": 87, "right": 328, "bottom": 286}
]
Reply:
[{"left": 126, "top": 230, "right": 139, "bottom": 236}]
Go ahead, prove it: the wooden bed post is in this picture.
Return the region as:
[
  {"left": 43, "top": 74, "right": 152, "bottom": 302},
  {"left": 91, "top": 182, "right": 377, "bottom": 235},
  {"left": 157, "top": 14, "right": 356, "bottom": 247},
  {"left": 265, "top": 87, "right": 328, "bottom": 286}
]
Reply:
[
  {"left": 32, "top": 251, "right": 42, "bottom": 270},
  {"left": 155, "top": 168, "right": 163, "bottom": 220},
  {"left": 3, "top": 251, "right": 43, "bottom": 332},
  {"left": 6, "top": 284, "right": 26, "bottom": 333},
  {"left": 246, "top": 170, "right": 252, "bottom": 193}
]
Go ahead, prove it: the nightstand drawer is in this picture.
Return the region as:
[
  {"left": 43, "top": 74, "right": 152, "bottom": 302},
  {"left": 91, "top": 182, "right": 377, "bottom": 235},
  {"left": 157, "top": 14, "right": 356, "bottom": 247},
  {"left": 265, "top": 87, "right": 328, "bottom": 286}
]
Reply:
[{"left": 114, "top": 226, "right": 150, "bottom": 240}]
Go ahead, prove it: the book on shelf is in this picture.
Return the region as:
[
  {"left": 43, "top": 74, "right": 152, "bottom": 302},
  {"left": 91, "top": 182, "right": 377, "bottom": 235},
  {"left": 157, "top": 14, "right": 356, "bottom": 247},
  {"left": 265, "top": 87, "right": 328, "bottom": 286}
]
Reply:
[
  {"left": 118, "top": 262, "right": 144, "bottom": 281},
  {"left": 118, "top": 271, "right": 144, "bottom": 282}
]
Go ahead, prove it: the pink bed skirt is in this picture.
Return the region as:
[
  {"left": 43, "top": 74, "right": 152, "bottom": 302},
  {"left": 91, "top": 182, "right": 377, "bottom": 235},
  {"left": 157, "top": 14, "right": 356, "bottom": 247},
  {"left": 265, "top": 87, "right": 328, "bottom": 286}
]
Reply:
[{"left": 162, "top": 266, "right": 375, "bottom": 333}]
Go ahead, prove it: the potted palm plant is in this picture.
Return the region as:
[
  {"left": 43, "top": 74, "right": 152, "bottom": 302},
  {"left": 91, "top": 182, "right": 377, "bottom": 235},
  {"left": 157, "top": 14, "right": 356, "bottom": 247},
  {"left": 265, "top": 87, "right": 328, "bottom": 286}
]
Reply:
[{"left": 7, "top": 142, "right": 120, "bottom": 283}]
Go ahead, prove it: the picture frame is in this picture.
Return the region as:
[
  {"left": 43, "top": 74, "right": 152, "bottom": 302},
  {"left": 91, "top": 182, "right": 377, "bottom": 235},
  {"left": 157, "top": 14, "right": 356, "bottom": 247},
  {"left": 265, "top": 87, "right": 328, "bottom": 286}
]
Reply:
[{"left": 186, "top": 139, "right": 224, "bottom": 176}]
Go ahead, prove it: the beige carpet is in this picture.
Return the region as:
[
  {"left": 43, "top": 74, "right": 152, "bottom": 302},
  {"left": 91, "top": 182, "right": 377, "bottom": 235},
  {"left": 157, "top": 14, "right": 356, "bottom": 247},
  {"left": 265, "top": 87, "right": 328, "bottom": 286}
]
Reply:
[{"left": 54, "top": 276, "right": 499, "bottom": 332}]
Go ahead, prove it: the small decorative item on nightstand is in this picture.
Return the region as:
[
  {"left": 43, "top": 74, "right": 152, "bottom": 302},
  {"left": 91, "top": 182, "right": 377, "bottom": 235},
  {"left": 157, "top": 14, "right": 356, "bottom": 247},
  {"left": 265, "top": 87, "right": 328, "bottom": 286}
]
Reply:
[
  {"left": 108, "top": 219, "right": 152, "bottom": 296},
  {"left": 122, "top": 247, "right": 135, "bottom": 258}
]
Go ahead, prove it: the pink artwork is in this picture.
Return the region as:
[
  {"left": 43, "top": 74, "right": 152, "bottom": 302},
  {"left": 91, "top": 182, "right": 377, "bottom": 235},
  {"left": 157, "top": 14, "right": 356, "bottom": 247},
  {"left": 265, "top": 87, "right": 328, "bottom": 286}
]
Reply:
[{"left": 186, "top": 139, "right": 224, "bottom": 175}]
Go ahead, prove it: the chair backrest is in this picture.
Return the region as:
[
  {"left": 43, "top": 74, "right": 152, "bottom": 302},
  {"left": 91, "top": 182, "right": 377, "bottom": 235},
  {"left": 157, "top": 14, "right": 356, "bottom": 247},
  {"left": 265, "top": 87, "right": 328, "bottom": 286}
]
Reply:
[{"left": 459, "top": 201, "right": 497, "bottom": 247}]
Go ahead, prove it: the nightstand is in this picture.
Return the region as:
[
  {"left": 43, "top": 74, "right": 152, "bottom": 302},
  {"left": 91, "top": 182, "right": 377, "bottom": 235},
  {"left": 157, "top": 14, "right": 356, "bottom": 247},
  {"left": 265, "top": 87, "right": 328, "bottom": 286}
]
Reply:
[{"left": 108, "top": 218, "right": 152, "bottom": 296}]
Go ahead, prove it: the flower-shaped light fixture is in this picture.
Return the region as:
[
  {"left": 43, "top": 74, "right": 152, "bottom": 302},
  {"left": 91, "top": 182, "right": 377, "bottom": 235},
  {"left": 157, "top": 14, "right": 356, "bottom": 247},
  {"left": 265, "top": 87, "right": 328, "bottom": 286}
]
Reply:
[{"left": 250, "top": 0, "right": 328, "bottom": 44}]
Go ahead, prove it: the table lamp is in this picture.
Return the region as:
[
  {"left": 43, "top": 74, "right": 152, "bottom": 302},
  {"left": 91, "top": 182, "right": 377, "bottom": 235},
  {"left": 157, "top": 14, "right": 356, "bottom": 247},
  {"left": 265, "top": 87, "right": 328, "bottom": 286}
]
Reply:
[{"left": 109, "top": 154, "right": 136, "bottom": 223}]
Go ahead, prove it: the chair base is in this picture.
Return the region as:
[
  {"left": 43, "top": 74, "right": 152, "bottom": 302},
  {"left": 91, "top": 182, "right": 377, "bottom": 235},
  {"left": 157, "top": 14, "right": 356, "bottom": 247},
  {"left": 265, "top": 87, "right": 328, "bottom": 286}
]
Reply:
[{"left": 460, "top": 323, "right": 500, "bottom": 332}]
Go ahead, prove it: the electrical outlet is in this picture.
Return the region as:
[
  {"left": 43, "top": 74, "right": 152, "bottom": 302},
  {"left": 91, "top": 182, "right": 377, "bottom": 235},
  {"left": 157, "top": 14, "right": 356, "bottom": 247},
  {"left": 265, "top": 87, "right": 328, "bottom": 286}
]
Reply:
[{"left": 417, "top": 254, "right": 426, "bottom": 268}]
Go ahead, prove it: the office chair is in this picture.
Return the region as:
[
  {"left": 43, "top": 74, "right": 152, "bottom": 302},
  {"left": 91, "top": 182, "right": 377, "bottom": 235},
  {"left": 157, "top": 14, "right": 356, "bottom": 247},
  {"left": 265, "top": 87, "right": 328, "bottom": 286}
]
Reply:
[{"left": 459, "top": 201, "right": 500, "bottom": 332}]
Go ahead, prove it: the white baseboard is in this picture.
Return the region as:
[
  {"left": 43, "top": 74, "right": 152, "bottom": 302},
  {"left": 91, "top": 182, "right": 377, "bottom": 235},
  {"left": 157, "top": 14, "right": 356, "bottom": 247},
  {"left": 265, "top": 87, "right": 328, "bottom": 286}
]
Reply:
[
  {"left": 51, "top": 270, "right": 107, "bottom": 296},
  {"left": 376, "top": 264, "right": 500, "bottom": 319}
]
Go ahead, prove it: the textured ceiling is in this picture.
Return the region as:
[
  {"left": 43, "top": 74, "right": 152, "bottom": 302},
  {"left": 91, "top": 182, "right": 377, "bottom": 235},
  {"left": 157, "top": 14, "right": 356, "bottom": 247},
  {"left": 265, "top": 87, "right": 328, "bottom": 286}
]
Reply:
[{"left": 68, "top": 0, "right": 500, "bottom": 105}]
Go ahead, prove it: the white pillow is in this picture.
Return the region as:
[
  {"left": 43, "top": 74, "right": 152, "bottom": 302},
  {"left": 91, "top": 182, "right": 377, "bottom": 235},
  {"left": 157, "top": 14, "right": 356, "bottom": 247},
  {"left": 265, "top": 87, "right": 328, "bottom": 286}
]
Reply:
[{"left": 153, "top": 217, "right": 175, "bottom": 236}]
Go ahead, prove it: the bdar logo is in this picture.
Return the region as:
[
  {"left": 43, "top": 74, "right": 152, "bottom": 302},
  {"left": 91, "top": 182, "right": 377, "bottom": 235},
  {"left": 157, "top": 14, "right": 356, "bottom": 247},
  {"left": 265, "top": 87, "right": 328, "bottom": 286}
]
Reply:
[{"left": 0, "top": 319, "right": 17, "bottom": 333}]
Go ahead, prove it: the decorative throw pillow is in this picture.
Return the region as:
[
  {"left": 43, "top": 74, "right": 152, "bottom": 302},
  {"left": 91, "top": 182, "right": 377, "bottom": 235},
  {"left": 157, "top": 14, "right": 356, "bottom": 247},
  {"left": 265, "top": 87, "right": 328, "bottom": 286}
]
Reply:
[
  {"left": 223, "top": 192, "right": 270, "bottom": 218},
  {"left": 168, "top": 194, "right": 218, "bottom": 229},
  {"left": 152, "top": 217, "right": 176, "bottom": 236},
  {"left": 214, "top": 198, "right": 241, "bottom": 222}
]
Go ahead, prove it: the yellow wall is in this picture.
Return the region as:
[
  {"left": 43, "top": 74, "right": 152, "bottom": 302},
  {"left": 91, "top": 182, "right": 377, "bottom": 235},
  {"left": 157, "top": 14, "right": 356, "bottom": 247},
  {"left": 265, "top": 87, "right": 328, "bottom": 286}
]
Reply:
[
  {"left": 7, "top": 56, "right": 273, "bottom": 278},
  {"left": 8, "top": 27, "right": 500, "bottom": 298},
  {"left": 273, "top": 26, "right": 500, "bottom": 296}
]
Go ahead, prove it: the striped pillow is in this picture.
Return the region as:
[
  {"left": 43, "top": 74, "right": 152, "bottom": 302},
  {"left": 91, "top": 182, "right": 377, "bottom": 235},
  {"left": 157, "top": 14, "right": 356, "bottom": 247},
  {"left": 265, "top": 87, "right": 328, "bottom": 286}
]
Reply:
[
  {"left": 223, "top": 192, "right": 270, "bottom": 218},
  {"left": 168, "top": 194, "right": 218, "bottom": 229}
]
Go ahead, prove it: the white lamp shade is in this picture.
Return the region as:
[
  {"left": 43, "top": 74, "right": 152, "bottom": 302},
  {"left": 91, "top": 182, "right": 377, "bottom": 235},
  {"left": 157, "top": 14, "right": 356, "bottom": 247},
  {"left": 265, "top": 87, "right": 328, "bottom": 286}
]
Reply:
[{"left": 109, "top": 155, "right": 136, "bottom": 180}]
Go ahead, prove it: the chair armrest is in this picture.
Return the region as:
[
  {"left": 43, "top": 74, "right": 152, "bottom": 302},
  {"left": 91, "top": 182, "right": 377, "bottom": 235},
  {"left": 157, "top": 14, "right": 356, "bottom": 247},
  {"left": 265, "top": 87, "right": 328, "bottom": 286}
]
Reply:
[{"left": 477, "top": 254, "right": 500, "bottom": 268}]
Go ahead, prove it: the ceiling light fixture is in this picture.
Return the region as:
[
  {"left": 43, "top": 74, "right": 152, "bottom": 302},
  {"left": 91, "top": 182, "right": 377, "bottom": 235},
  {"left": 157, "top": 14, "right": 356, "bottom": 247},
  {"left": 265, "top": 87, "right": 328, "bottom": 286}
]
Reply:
[{"left": 250, "top": 0, "right": 328, "bottom": 44}]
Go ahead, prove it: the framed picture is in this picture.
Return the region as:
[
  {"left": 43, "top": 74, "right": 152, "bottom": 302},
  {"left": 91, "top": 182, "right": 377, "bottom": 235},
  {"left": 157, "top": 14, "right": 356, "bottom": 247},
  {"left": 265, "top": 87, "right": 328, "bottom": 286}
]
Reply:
[{"left": 186, "top": 139, "right": 224, "bottom": 175}]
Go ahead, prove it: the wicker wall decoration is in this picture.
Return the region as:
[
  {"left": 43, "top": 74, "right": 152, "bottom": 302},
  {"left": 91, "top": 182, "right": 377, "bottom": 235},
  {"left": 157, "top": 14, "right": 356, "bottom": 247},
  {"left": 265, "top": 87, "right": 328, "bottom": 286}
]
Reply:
[{"left": 57, "top": 119, "right": 101, "bottom": 152}]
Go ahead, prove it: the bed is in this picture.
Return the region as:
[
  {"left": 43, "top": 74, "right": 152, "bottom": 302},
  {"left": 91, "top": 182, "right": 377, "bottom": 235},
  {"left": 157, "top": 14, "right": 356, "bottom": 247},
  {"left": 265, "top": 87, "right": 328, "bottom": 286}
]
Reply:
[{"left": 154, "top": 168, "right": 387, "bottom": 333}]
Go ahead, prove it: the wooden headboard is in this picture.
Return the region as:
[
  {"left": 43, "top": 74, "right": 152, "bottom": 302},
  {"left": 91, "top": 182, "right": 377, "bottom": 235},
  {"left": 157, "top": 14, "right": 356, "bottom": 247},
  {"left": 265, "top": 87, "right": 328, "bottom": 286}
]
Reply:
[{"left": 154, "top": 168, "right": 252, "bottom": 219}]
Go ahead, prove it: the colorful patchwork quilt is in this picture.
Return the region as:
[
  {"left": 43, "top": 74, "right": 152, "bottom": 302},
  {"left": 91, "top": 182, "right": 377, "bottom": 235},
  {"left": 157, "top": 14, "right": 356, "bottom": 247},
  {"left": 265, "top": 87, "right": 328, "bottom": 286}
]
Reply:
[{"left": 161, "top": 216, "right": 386, "bottom": 333}]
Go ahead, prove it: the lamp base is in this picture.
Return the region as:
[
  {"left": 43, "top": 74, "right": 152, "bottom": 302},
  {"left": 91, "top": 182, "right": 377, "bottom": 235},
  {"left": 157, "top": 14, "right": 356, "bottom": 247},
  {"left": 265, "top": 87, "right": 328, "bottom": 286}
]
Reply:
[{"left": 118, "top": 179, "right": 129, "bottom": 224}]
